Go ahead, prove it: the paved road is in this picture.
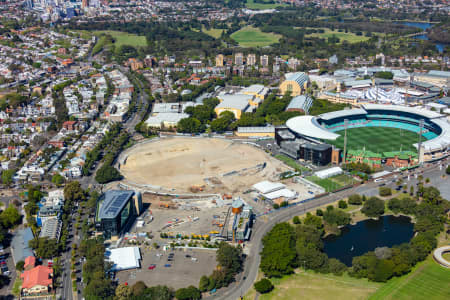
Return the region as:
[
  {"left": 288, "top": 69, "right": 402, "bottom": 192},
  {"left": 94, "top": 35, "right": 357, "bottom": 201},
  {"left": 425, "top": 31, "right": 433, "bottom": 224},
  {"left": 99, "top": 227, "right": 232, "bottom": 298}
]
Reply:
[{"left": 210, "top": 158, "right": 449, "bottom": 300}]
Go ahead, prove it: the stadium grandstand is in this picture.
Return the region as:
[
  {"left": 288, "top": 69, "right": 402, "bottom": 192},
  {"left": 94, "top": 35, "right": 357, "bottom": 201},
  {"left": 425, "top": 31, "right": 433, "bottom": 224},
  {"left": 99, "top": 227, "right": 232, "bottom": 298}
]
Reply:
[{"left": 276, "top": 104, "right": 450, "bottom": 166}]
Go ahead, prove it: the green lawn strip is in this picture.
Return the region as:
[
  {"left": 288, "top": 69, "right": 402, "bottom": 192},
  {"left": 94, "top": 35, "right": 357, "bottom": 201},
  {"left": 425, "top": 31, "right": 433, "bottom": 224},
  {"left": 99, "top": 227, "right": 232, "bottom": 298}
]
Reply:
[
  {"left": 257, "top": 271, "right": 381, "bottom": 300},
  {"left": 274, "top": 154, "right": 310, "bottom": 172},
  {"left": 230, "top": 26, "right": 281, "bottom": 47},
  {"left": 368, "top": 257, "right": 450, "bottom": 300},
  {"left": 304, "top": 27, "right": 372, "bottom": 43},
  {"left": 245, "top": 0, "right": 287, "bottom": 10},
  {"left": 201, "top": 26, "right": 224, "bottom": 39},
  {"left": 93, "top": 30, "right": 147, "bottom": 48},
  {"left": 306, "top": 176, "right": 343, "bottom": 192},
  {"left": 12, "top": 276, "right": 22, "bottom": 297}
]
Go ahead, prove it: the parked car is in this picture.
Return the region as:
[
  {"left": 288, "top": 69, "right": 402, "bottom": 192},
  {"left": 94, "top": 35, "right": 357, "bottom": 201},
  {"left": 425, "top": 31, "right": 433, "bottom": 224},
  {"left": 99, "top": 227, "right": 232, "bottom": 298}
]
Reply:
[
  {"left": 164, "top": 264, "right": 171, "bottom": 267},
  {"left": 148, "top": 265, "right": 156, "bottom": 270},
  {"left": 185, "top": 254, "right": 191, "bottom": 258}
]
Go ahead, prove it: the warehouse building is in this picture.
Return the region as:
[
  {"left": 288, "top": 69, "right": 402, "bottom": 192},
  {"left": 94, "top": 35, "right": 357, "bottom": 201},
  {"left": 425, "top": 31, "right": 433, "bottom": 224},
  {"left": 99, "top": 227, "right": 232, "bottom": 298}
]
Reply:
[{"left": 286, "top": 94, "right": 314, "bottom": 114}]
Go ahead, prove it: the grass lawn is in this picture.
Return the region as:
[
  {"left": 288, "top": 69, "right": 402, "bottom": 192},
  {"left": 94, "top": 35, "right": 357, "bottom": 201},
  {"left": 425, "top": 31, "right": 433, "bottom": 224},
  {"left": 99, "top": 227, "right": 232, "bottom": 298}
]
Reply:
[
  {"left": 231, "top": 26, "right": 281, "bottom": 47},
  {"left": 368, "top": 256, "right": 450, "bottom": 300},
  {"left": 328, "top": 127, "right": 421, "bottom": 153},
  {"left": 274, "top": 154, "right": 310, "bottom": 172},
  {"left": 331, "top": 174, "right": 358, "bottom": 186},
  {"left": 12, "top": 276, "right": 22, "bottom": 297},
  {"left": 93, "top": 30, "right": 147, "bottom": 48},
  {"left": 304, "top": 28, "right": 371, "bottom": 43},
  {"left": 201, "top": 26, "right": 224, "bottom": 39},
  {"left": 245, "top": 271, "right": 381, "bottom": 300},
  {"left": 245, "top": 0, "right": 288, "bottom": 10},
  {"left": 306, "top": 176, "right": 344, "bottom": 192}
]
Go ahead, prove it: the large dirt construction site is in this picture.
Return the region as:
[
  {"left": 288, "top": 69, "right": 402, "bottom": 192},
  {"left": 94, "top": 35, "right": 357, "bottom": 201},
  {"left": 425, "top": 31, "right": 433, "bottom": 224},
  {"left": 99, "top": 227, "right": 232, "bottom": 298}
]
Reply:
[{"left": 120, "top": 137, "right": 287, "bottom": 193}]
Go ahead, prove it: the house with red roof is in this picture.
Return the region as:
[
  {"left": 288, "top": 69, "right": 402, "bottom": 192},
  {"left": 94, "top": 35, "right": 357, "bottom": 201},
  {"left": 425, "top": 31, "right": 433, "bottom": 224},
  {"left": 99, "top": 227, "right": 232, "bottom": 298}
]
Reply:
[
  {"left": 20, "top": 265, "right": 53, "bottom": 296},
  {"left": 24, "top": 256, "right": 36, "bottom": 271}
]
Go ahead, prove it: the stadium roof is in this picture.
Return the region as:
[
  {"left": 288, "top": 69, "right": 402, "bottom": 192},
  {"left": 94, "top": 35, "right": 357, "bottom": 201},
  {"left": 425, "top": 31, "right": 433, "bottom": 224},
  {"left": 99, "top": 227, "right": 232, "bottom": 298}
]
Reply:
[
  {"left": 319, "top": 108, "right": 367, "bottom": 120},
  {"left": 415, "top": 118, "right": 450, "bottom": 151},
  {"left": 97, "top": 190, "right": 134, "bottom": 220},
  {"left": 105, "top": 247, "right": 141, "bottom": 271},
  {"left": 362, "top": 104, "right": 442, "bottom": 119},
  {"left": 286, "top": 116, "right": 339, "bottom": 140}
]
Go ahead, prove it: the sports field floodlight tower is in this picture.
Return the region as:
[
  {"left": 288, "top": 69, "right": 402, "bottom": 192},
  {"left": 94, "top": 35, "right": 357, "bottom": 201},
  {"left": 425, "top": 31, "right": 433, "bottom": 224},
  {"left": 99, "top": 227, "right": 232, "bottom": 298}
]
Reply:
[
  {"left": 418, "top": 119, "right": 425, "bottom": 165},
  {"left": 343, "top": 119, "right": 348, "bottom": 164}
]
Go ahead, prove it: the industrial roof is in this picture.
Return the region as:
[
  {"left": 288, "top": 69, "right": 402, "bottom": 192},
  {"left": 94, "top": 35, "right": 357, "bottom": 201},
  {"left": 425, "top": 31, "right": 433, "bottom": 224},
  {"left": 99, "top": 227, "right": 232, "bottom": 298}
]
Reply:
[
  {"left": 97, "top": 190, "right": 134, "bottom": 220},
  {"left": 286, "top": 95, "right": 313, "bottom": 113},
  {"left": 415, "top": 117, "right": 450, "bottom": 151},
  {"left": 216, "top": 94, "right": 253, "bottom": 111},
  {"left": 286, "top": 115, "right": 340, "bottom": 140},
  {"left": 11, "top": 227, "right": 34, "bottom": 265},
  {"left": 263, "top": 188, "right": 296, "bottom": 200},
  {"left": 105, "top": 247, "right": 141, "bottom": 271},
  {"left": 237, "top": 126, "right": 274, "bottom": 133},
  {"left": 241, "top": 84, "right": 265, "bottom": 94},
  {"left": 284, "top": 72, "right": 309, "bottom": 85},
  {"left": 252, "top": 181, "right": 286, "bottom": 194}
]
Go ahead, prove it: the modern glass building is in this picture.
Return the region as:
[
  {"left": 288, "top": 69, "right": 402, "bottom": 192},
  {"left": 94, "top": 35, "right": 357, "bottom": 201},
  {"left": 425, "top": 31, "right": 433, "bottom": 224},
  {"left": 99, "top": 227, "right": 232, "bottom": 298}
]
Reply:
[{"left": 95, "top": 190, "right": 143, "bottom": 239}]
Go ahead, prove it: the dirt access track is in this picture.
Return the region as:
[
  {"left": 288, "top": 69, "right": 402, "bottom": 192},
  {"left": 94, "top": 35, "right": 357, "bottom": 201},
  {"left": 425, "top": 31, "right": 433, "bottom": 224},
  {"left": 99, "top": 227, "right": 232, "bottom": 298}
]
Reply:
[{"left": 119, "top": 137, "right": 286, "bottom": 193}]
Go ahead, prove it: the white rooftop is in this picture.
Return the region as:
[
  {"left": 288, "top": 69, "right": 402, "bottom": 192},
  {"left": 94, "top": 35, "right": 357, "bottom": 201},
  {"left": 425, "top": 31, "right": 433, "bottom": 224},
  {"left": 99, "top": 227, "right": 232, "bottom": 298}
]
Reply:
[
  {"left": 252, "top": 181, "right": 286, "bottom": 194},
  {"left": 286, "top": 115, "right": 340, "bottom": 140},
  {"left": 264, "top": 188, "right": 297, "bottom": 200},
  {"left": 105, "top": 247, "right": 141, "bottom": 271}
]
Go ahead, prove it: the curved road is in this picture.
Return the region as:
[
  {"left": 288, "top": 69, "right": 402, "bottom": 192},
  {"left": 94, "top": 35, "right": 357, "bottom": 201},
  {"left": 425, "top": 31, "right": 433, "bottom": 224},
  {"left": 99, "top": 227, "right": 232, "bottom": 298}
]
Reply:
[
  {"left": 210, "top": 182, "right": 380, "bottom": 300},
  {"left": 210, "top": 159, "right": 449, "bottom": 300}
]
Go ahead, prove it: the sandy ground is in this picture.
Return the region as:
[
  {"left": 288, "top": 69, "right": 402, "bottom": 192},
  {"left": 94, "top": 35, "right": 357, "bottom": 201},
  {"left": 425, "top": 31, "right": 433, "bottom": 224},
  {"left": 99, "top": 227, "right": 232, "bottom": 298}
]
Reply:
[{"left": 120, "top": 138, "right": 287, "bottom": 193}]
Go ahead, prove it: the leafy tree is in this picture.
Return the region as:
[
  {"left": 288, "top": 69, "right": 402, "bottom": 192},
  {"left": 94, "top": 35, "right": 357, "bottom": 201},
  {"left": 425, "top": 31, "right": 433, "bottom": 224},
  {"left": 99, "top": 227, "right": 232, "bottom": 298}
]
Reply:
[
  {"left": 338, "top": 200, "right": 348, "bottom": 209},
  {"left": 303, "top": 212, "right": 323, "bottom": 229},
  {"left": 51, "top": 173, "right": 65, "bottom": 186},
  {"left": 374, "top": 71, "right": 393, "bottom": 79},
  {"left": 379, "top": 187, "right": 392, "bottom": 197},
  {"left": 216, "top": 242, "right": 243, "bottom": 275},
  {"left": 29, "top": 237, "right": 59, "bottom": 258},
  {"left": 292, "top": 216, "right": 301, "bottom": 224},
  {"left": 198, "top": 275, "right": 209, "bottom": 292},
  {"left": 387, "top": 198, "right": 401, "bottom": 214},
  {"left": 446, "top": 165, "right": 450, "bottom": 175},
  {"left": 361, "top": 197, "right": 385, "bottom": 219},
  {"left": 115, "top": 283, "right": 132, "bottom": 300},
  {"left": 15, "top": 260, "right": 24, "bottom": 272},
  {"left": 177, "top": 117, "right": 204, "bottom": 133},
  {"left": 316, "top": 209, "right": 323, "bottom": 216},
  {"left": 254, "top": 278, "right": 274, "bottom": 294},
  {"left": 131, "top": 281, "right": 147, "bottom": 297},
  {"left": 175, "top": 286, "right": 201, "bottom": 300},
  {"left": 1, "top": 169, "right": 14, "bottom": 186},
  {"left": 260, "top": 222, "right": 296, "bottom": 277},
  {"left": 0, "top": 275, "right": 10, "bottom": 289},
  {"left": 95, "top": 165, "right": 122, "bottom": 184},
  {"left": 64, "top": 181, "right": 85, "bottom": 203},
  {"left": 348, "top": 194, "right": 362, "bottom": 205},
  {"left": 0, "top": 206, "right": 21, "bottom": 228},
  {"left": 328, "top": 258, "right": 347, "bottom": 275},
  {"left": 323, "top": 209, "right": 351, "bottom": 226}
]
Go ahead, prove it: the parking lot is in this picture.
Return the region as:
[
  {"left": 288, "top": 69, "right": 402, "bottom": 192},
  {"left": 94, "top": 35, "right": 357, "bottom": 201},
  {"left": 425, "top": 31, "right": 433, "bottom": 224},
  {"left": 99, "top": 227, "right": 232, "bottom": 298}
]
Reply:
[{"left": 116, "top": 247, "right": 217, "bottom": 289}]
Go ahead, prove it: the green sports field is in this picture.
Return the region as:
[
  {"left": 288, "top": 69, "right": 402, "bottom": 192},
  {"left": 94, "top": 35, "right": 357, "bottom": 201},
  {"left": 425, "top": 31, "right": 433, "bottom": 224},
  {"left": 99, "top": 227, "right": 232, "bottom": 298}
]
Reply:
[
  {"left": 328, "top": 127, "right": 422, "bottom": 153},
  {"left": 230, "top": 26, "right": 281, "bottom": 47},
  {"left": 369, "top": 257, "right": 450, "bottom": 300}
]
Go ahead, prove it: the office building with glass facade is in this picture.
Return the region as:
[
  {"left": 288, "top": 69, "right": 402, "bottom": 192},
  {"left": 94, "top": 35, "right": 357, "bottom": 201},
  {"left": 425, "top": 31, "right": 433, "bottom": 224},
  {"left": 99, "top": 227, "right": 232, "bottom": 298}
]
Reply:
[{"left": 95, "top": 190, "right": 143, "bottom": 239}]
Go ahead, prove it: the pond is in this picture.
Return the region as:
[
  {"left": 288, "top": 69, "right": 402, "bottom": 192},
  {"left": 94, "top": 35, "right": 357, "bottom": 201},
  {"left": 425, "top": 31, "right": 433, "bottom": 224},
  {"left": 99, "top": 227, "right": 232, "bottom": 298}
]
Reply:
[
  {"left": 399, "top": 21, "right": 447, "bottom": 53},
  {"left": 323, "top": 215, "right": 414, "bottom": 266}
]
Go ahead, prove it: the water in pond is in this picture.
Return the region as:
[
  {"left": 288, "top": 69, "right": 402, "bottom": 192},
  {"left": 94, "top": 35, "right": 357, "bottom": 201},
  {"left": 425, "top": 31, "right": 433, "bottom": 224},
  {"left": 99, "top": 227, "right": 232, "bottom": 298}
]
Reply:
[
  {"left": 399, "top": 22, "right": 447, "bottom": 53},
  {"left": 323, "top": 215, "right": 414, "bottom": 266}
]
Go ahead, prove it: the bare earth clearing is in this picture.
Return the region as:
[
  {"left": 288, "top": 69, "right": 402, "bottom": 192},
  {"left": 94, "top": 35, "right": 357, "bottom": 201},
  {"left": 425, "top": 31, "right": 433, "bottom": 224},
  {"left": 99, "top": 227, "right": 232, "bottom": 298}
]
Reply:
[{"left": 120, "top": 138, "right": 287, "bottom": 193}]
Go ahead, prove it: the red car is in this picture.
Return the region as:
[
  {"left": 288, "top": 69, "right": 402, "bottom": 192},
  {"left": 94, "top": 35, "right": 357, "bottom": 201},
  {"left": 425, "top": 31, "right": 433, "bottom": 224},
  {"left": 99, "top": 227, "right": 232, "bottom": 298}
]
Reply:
[{"left": 148, "top": 264, "right": 156, "bottom": 270}]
